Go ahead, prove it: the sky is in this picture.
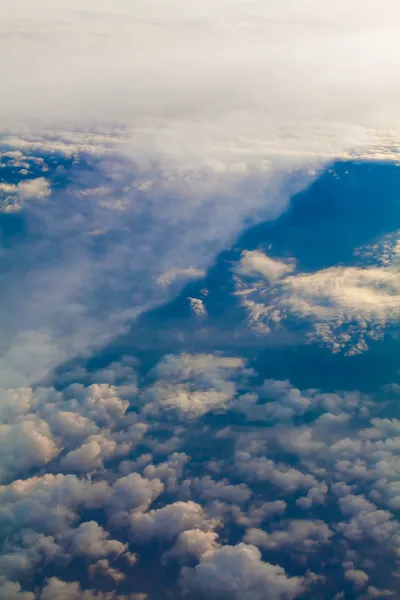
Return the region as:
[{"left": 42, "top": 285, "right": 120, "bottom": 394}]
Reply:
[{"left": 0, "top": 2, "right": 400, "bottom": 600}]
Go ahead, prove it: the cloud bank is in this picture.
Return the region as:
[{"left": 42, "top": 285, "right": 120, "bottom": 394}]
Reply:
[{"left": 0, "top": 351, "right": 400, "bottom": 598}]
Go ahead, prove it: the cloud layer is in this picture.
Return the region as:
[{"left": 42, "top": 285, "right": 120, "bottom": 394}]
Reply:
[{"left": 1, "top": 350, "right": 400, "bottom": 598}]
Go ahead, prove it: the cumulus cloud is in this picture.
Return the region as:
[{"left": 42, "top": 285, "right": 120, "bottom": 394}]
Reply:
[
  {"left": 180, "top": 543, "right": 307, "bottom": 600},
  {"left": 244, "top": 520, "right": 334, "bottom": 552},
  {"left": 163, "top": 529, "right": 220, "bottom": 564},
  {"left": 188, "top": 297, "right": 207, "bottom": 318},
  {"left": 1, "top": 355, "right": 400, "bottom": 596},
  {"left": 89, "top": 559, "right": 126, "bottom": 584},
  {"left": 39, "top": 577, "right": 141, "bottom": 600},
  {"left": 0, "top": 579, "right": 35, "bottom": 600},
  {"left": 237, "top": 251, "right": 295, "bottom": 282},
  {"left": 65, "top": 521, "right": 128, "bottom": 560},
  {"left": 157, "top": 267, "right": 206, "bottom": 288},
  {"left": 141, "top": 353, "right": 247, "bottom": 420},
  {"left": 236, "top": 249, "right": 400, "bottom": 354},
  {"left": 344, "top": 568, "right": 369, "bottom": 590},
  {"left": 0, "top": 177, "right": 51, "bottom": 212},
  {"left": 129, "top": 501, "right": 219, "bottom": 543},
  {"left": 0, "top": 417, "right": 59, "bottom": 483}
]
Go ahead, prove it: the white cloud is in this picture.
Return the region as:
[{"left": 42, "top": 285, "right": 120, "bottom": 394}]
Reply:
[
  {"left": 89, "top": 559, "right": 126, "bottom": 584},
  {"left": 129, "top": 501, "right": 219, "bottom": 543},
  {"left": 0, "top": 417, "right": 59, "bottom": 483},
  {"left": 344, "top": 568, "right": 369, "bottom": 590},
  {"left": 0, "top": 177, "right": 50, "bottom": 212},
  {"left": 66, "top": 521, "right": 127, "bottom": 560},
  {"left": 236, "top": 249, "right": 400, "bottom": 354},
  {"left": 188, "top": 297, "right": 207, "bottom": 318},
  {"left": 157, "top": 267, "right": 205, "bottom": 287},
  {"left": 39, "top": 577, "right": 140, "bottom": 600},
  {"left": 180, "top": 543, "right": 308, "bottom": 600},
  {"left": 244, "top": 520, "right": 334, "bottom": 552},
  {"left": 237, "top": 251, "right": 295, "bottom": 282},
  {"left": 2, "top": 360, "right": 400, "bottom": 595},
  {"left": 162, "top": 529, "right": 220, "bottom": 563},
  {"left": 108, "top": 472, "right": 164, "bottom": 516},
  {"left": 141, "top": 353, "right": 247, "bottom": 420},
  {"left": 0, "top": 579, "right": 35, "bottom": 600},
  {"left": 143, "top": 453, "right": 189, "bottom": 492},
  {"left": 2, "top": 0, "right": 400, "bottom": 173}
]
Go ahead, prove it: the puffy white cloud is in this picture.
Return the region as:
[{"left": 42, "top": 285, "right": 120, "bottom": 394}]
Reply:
[
  {"left": 337, "top": 495, "right": 400, "bottom": 546},
  {"left": 108, "top": 472, "right": 164, "bottom": 517},
  {"left": 150, "top": 353, "right": 246, "bottom": 385},
  {"left": 235, "top": 501, "right": 287, "bottom": 528},
  {"left": 66, "top": 521, "right": 127, "bottom": 560},
  {"left": 236, "top": 250, "right": 400, "bottom": 354},
  {"left": 188, "top": 476, "right": 252, "bottom": 505},
  {"left": 2, "top": 357, "right": 400, "bottom": 596},
  {"left": 141, "top": 384, "right": 233, "bottom": 420},
  {"left": 39, "top": 577, "right": 140, "bottom": 600},
  {"left": 0, "top": 579, "right": 35, "bottom": 600},
  {"left": 0, "top": 474, "right": 111, "bottom": 538},
  {"left": 0, "top": 531, "right": 68, "bottom": 581},
  {"left": 235, "top": 451, "right": 320, "bottom": 493},
  {"left": 157, "top": 267, "right": 205, "bottom": 287},
  {"left": 0, "top": 417, "right": 59, "bottom": 483},
  {"left": 143, "top": 453, "right": 189, "bottom": 492},
  {"left": 344, "top": 568, "right": 369, "bottom": 590},
  {"left": 89, "top": 559, "right": 126, "bottom": 584},
  {"left": 163, "top": 529, "right": 220, "bottom": 563},
  {"left": 0, "top": 382, "right": 143, "bottom": 480},
  {"left": 188, "top": 297, "right": 207, "bottom": 318},
  {"left": 244, "top": 520, "right": 333, "bottom": 552},
  {"left": 237, "top": 251, "right": 295, "bottom": 282},
  {"left": 141, "top": 353, "right": 247, "bottom": 420},
  {"left": 77, "top": 384, "right": 130, "bottom": 426},
  {"left": 0, "top": 178, "right": 51, "bottom": 212},
  {"left": 180, "top": 543, "right": 307, "bottom": 599},
  {"left": 60, "top": 440, "right": 108, "bottom": 473},
  {"left": 129, "top": 501, "right": 219, "bottom": 543}
]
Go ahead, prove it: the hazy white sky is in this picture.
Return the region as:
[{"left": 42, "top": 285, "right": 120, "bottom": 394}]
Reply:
[{"left": 1, "top": 0, "right": 400, "bottom": 172}]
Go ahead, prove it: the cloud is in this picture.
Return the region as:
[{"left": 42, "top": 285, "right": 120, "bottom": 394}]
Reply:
[
  {"left": 65, "top": 521, "right": 128, "bottom": 560},
  {"left": 180, "top": 543, "right": 308, "bottom": 600},
  {"left": 344, "top": 568, "right": 369, "bottom": 590},
  {"left": 39, "top": 577, "right": 141, "bottom": 600},
  {"left": 244, "top": 520, "right": 334, "bottom": 552},
  {"left": 141, "top": 353, "right": 248, "bottom": 420},
  {"left": 188, "top": 297, "right": 207, "bottom": 318},
  {"left": 129, "top": 501, "right": 219, "bottom": 543},
  {"left": 163, "top": 529, "right": 220, "bottom": 564},
  {"left": 0, "top": 579, "right": 35, "bottom": 600},
  {"left": 0, "top": 177, "right": 51, "bottom": 212},
  {"left": 237, "top": 251, "right": 295, "bottom": 282},
  {"left": 236, "top": 248, "right": 400, "bottom": 354},
  {"left": 89, "top": 559, "right": 126, "bottom": 584},
  {"left": 157, "top": 267, "right": 205, "bottom": 288}
]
